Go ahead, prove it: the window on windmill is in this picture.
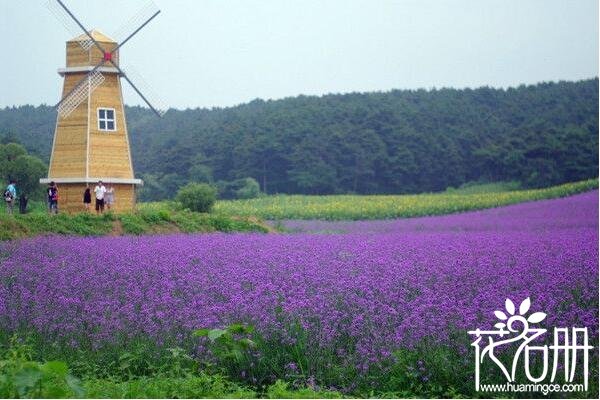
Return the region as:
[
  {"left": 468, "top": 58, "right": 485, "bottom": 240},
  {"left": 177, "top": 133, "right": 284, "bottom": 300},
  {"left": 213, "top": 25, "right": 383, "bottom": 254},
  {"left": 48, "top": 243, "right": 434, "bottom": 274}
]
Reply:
[{"left": 98, "top": 108, "right": 116, "bottom": 131}]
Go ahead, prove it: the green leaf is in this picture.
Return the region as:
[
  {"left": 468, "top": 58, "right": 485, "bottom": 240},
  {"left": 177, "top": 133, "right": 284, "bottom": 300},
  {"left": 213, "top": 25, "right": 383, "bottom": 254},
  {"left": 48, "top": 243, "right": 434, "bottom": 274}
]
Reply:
[
  {"left": 66, "top": 374, "right": 85, "bottom": 398},
  {"left": 228, "top": 323, "right": 254, "bottom": 334},
  {"left": 231, "top": 349, "right": 243, "bottom": 362},
  {"left": 41, "top": 360, "right": 68, "bottom": 376},
  {"left": 45, "top": 385, "right": 67, "bottom": 398},
  {"left": 14, "top": 367, "right": 43, "bottom": 396},
  {"left": 239, "top": 338, "right": 256, "bottom": 349},
  {"left": 192, "top": 328, "right": 210, "bottom": 337},
  {"left": 208, "top": 329, "right": 227, "bottom": 341}
]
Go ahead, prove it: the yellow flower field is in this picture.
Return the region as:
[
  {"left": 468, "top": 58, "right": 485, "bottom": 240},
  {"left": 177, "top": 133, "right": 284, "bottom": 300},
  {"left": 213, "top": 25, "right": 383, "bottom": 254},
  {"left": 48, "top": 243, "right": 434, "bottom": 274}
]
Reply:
[{"left": 214, "top": 179, "right": 598, "bottom": 220}]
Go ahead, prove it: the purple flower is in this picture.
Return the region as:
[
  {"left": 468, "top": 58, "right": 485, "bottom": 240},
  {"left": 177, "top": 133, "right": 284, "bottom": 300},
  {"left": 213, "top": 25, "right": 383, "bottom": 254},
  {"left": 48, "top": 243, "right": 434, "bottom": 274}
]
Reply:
[{"left": 0, "top": 190, "right": 597, "bottom": 391}]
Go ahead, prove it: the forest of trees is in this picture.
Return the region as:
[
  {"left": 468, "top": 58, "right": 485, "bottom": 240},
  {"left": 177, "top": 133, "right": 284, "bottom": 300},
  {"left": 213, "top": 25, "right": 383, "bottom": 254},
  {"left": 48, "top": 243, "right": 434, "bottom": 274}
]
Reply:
[{"left": 0, "top": 78, "right": 597, "bottom": 200}]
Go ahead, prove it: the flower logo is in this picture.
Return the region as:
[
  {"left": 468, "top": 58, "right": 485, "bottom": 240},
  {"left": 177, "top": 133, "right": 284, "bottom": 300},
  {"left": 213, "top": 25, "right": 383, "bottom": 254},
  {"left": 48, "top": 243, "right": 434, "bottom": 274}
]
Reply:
[
  {"left": 493, "top": 297, "right": 546, "bottom": 331},
  {"left": 469, "top": 296, "right": 592, "bottom": 392}
]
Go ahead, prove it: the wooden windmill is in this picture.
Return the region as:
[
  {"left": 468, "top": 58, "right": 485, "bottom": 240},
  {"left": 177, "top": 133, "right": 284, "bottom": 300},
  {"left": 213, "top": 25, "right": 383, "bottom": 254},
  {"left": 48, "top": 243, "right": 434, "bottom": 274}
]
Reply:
[{"left": 41, "top": 0, "right": 166, "bottom": 213}]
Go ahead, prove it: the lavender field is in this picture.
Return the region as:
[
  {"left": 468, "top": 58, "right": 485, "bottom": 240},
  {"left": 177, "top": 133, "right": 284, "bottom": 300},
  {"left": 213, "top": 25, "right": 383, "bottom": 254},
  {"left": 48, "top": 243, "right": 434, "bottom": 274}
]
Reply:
[{"left": 0, "top": 191, "right": 598, "bottom": 396}]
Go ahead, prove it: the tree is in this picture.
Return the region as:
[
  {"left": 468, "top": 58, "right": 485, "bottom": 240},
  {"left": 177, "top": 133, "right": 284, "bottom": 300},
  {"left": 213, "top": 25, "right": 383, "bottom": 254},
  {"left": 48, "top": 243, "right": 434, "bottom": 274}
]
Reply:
[
  {"left": 216, "top": 177, "right": 262, "bottom": 199},
  {"left": 0, "top": 143, "right": 47, "bottom": 199},
  {"left": 288, "top": 138, "right": 337, "bottom": 194},
  {"left": 188, "top": 164, "right": 213, "bottom": 184},
  {"left": 10, "top": 155, "right": 47, "bottom": 198},
  {"left": 235, "top": 178, "right": 261, "bottom": 199},
  {"left": 1, "top": 78, "right": 597, "bottom": 198}
]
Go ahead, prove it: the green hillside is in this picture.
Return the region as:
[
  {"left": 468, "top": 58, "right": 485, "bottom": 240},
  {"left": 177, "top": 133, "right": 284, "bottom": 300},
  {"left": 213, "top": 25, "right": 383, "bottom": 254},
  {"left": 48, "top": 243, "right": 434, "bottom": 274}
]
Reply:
[{"left": 1, "top": 78, "right": 597, "bottom": 200}]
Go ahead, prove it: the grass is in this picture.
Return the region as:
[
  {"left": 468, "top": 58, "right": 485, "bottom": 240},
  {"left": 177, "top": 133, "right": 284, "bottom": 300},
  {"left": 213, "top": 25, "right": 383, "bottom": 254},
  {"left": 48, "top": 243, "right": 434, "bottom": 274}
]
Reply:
[
  {"left": 82, "top": 375, "right": 257, "bottom": 398},
  {"left": 1, "top": 327, "right": 596, "bottom": 399},
  {"left": 83, "top": 377, "right": 342, "bottom": 399},
  {"left": 0, "top": 212, "right": 115, "bottom": 241},
  {"left": 214, "top": 178, "right": 599, "bottom": 220},
  {"left": 444, "top": 180, "right": 522, "bottom": 194},
  {"left": 0, "top": 204, "right": 269, "bottom": 241},
  {"left": 0, "top": 336, "right": 344, "bottom": 399}
]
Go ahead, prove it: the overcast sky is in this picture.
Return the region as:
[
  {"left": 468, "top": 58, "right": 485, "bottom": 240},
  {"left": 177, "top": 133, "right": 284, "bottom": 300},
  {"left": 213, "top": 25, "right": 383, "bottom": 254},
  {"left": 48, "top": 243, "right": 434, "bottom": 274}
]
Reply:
[{"left": 0, "top": 0, "right": 597, "bottom": 109}]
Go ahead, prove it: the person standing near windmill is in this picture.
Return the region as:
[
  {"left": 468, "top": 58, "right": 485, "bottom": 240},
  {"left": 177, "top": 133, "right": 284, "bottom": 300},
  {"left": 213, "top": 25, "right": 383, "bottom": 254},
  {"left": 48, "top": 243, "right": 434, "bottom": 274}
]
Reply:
[
  {"left": 94, "top": 180, "right": 107, "bottom": 214},
  {"left": 4, "top": 180, "right": 17, "bottom": 215},
  {"left": 105, "top": 184, "right": 115, "bottom": 211},
  {"left": 47, "top": 181, "right": 59, "bottom": 215},
  {"left": 83, "top": 187, "right": 92, "bottom": 212}
]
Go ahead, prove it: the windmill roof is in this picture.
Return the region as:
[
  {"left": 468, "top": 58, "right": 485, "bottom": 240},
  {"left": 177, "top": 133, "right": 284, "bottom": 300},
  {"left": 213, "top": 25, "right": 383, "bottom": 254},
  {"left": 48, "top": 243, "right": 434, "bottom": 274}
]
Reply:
[{"left": 69, "top": 29, "right": 115, "bottom": 43}]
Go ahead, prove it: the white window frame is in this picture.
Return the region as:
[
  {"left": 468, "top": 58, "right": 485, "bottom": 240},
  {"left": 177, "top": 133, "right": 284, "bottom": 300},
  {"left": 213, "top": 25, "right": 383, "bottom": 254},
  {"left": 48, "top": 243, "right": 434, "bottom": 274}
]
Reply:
[{"left": 97, "top": 108, "right": 117, "bottom": 132}]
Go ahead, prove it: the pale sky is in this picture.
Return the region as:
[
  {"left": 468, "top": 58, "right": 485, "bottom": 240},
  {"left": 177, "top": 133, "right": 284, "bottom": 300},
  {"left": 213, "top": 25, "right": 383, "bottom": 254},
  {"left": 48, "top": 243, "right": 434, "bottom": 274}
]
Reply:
[{"left": 0, "top": 0, "right": 598, "bottom": 109}]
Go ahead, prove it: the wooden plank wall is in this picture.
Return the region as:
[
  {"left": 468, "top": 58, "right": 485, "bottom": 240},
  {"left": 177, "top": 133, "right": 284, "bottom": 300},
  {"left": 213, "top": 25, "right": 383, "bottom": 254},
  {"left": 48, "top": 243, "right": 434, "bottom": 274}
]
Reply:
[
  {"left": 88, "top": 74, "right": 134, "bottom": 179},
  {"left": 52, "top": 183, "right": 136, "bottom": 214},
  {"left": 48, "top": 73, "right": 88, "bottom": 177},
  {"left": 66, "top": 42, "right": 90, "bottom": 67},
  {"left": 66, "top": 41, "right": 119, "bottom": 67}
]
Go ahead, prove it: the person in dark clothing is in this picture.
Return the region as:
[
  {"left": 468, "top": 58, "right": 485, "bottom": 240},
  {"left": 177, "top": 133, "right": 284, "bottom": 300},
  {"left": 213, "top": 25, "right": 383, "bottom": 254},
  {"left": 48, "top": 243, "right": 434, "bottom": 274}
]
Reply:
[
  {"left": 47, "top": 182, "right": 59, "bottom": 215},
  {"left": 19, "top": 194, "right": 28, "bottom": 214},
  {"left": 83, "top": 187, "right": 92, "bottom": 211}
]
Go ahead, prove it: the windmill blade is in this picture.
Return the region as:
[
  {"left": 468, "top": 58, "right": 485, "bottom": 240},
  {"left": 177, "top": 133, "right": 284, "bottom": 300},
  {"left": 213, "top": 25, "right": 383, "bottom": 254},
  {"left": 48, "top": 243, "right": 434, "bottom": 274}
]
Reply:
[
  {"left": 46, "top": 0, "right": 93, "bottom": 50},
  {"left": 113, "top": 63, "right": 168, "bottom": 117},
  {"left": 49, "top": 0, "right": 106, "bottom": 55},
  {"left": 55, "top": 60, "right": 105, "bottom": 108},
  {"left": 58, "top": 71, "right": 105, "bottom": 118},
  {"left": 112, "top": 0, "right": 161, "bottom": 52}
]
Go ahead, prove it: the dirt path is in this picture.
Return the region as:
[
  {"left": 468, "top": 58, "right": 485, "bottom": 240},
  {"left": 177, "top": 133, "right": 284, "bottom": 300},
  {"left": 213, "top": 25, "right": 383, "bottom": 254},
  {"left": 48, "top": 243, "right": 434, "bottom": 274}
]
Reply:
[
  {"left": 110, "top": 220, "right": 124, "bottom": 236},
  {"left": 234, "top": 216, "right": 279, "bottom": 233},
  {"left": 106, "top": 217, "right": 274, "bottom": 237}
]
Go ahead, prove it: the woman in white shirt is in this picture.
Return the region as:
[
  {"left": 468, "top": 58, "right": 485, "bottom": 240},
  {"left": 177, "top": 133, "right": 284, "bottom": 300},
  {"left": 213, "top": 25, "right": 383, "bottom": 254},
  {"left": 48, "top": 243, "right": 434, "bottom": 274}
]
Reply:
[{"left": 105, "top": 184, "right": 115, "bottom": 210}]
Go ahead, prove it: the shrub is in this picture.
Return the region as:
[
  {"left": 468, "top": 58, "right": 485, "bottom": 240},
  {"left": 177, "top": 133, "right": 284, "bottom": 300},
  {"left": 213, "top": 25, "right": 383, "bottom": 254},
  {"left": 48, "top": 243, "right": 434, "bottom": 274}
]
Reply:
[
  {"left": 216, "top": 178, "right": 262, "bottom": 200},
  {"left": 235, "top": 178, "right": 261, "bottom": 199},
  {"left": 176, "top": 183, "right": 217, "bottom": 213}
]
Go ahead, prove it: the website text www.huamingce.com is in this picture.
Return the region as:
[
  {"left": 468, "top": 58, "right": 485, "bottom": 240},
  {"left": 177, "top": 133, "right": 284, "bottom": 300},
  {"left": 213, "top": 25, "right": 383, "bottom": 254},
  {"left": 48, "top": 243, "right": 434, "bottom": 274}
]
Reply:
[{"left": 479, "top": 382, "right": 585, "bottom": 395}]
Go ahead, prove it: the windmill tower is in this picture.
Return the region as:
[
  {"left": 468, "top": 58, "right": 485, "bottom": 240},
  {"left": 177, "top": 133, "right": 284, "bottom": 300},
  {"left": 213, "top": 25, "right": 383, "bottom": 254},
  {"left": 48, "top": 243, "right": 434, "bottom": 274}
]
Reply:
[{"left": 41, "top": 0, "right": 166, "bottom": 213}]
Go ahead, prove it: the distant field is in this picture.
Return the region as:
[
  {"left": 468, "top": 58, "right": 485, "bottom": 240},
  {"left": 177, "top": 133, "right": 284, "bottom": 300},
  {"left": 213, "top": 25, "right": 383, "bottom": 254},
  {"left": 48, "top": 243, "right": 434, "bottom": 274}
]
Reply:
[{"left": 214, "top": 179, "right": 598, "bottom": 220}]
